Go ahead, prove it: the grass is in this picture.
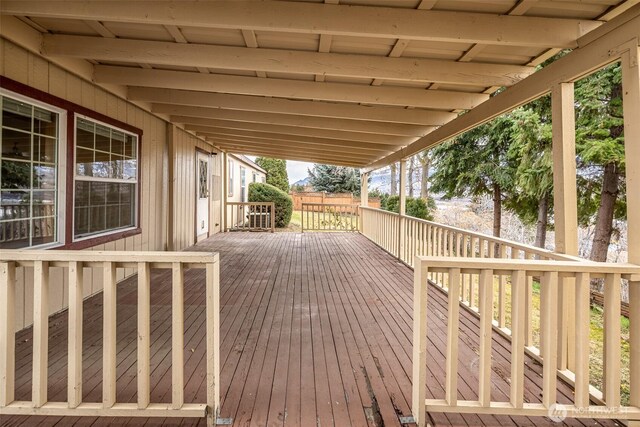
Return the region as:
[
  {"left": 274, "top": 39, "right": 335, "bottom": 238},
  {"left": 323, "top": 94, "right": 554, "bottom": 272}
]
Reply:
[{"left": 487, "top": 277, "right": 631, "bottom": 405}]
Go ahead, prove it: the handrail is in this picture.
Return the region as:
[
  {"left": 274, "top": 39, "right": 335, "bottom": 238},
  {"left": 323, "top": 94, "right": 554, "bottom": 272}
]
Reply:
[
  {"left": 301, "top": 202, "right": 359, "bottom": 232},
  {"left": 0, "top": 251, "right": 220, "bottom": 423},
  {"left": 412, "top": 256, "right": 639, "bottom": 425},
  {"left": 225, "top": 202, "right": 275, "bottom": 232},
  {"left": 360, "top": 206, "right": 578, "bottom": 262}
]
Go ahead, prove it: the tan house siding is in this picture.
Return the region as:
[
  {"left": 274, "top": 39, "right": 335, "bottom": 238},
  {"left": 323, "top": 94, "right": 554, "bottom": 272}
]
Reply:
[
  {"left": 1, "top": 38, "right": 220, "bottom": 331},
  {"left": 169, "top": 125, "right": 222, "bottom": 251}
]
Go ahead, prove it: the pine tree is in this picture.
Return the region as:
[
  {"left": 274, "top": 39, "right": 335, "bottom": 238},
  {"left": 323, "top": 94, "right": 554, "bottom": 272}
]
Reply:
[
  {"left": 254, "top": 157, "right": 289, "bottom": 192},
  {"left": 307, "top": 164, "right": 361, "bottom": 194},
  {"left": 430, "top": 115, "right": 515, "bottom": 238}
]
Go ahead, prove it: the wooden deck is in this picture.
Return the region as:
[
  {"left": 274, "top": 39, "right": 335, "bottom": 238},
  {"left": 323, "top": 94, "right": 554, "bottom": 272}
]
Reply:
[{"left": 2, "top": 232, "right": 618, "bottom": 427}]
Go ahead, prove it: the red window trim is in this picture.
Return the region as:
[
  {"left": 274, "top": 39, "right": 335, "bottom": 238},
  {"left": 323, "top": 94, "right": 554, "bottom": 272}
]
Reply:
[{"left": 1, "top": 76, "right": 143, "bottom": 250}]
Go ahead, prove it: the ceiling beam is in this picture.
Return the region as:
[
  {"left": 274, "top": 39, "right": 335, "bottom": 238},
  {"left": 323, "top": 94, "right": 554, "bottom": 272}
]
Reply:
[
  {"left": 152, "top": 104, "right": 429, "bottom": 137},
  {"left": 207, "top": 137, "right": 388, "bottom": 158},
  {"left": 43, "top": 34, "right": 535, "bottom": 87},
  {"left": 183, "top": 125, "right": 407, "bottom": 149},
  {"left": 210, "top": 144, "right": 369, "bottom": 167},
  {"left": 129, "top": 87, "right": 457, "bottom": 126},
  {"left": 363, "top": 7, "right": 640, "bottom": 172},
  {"left": 191, "top": 134, "right": 394, "bottom": 154},
  {"left": 172, "top": 116, "right": 415, "bottom": 145},
  {"left": 95, "top": 66, "right": 489, "bottom": 110},
  {"left": 1, "top": 1, "right": 601, "bottom": 48}
]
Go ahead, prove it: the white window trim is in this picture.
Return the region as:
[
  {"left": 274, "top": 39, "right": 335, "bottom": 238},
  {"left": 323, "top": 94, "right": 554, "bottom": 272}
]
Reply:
[
  {"left": 71, "top": 114, "right": 139, "bottom": 242},
  {"left": 0, "top": 88, "right": 67, "bottom": 250}
]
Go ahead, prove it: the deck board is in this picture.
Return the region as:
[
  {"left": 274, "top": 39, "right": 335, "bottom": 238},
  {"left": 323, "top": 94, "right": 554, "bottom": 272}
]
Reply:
[{"left": 2, "top": 232, "right": 619, "bottom": 427}]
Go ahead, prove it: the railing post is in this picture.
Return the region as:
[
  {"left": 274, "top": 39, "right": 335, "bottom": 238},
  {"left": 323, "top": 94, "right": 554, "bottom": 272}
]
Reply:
[
  {"left": 552, "top": 82, "right": 578, "bottom": 371},
  {"left": 0, "top": 261, "right": 16, "bottom": 407},
  {"left": 68, "top": 261, "right": 84, "bottom": 408},
  {"left": 622, "top": 44, "right": 640, "bottom": 415},
  {"left": 172, "top": 262, "right": 185, "bottom": 409},
  {"left": 206, "top": 254, "right": 221, "bottom": 426},
  {"left": 412, "top": 259, "right": 428, "bottom": 427},
  {"left": 32, "top": 261, "right": 49, "bottom": 408},
  {"left": 103, "top": 261, "right": 117, "bottom": 409},
  {"left": 137, "top": 262, "right": 151, "bottom": 409},
  {"left": 399, "top": 159, "right": 407, "bottom": 260}
]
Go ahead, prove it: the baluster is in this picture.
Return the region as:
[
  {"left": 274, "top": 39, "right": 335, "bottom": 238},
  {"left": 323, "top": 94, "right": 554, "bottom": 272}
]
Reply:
[
  {"left": 172, "top": 262, "right": 185, "bottom": 409},
  {"left": 541, "top": 271, "right": 558, "bottom": 408},
  {"left": 524, "top": 252, "right": 534, "bottom": 347},
  {"left": 0, "top": 261, "right": 16, "bottom": 406},
  {"left": 604, "top": 273, "right": 622, "bottom": 407},
  {"left": 413, "top": 263, "right": 428, "bottom": 426},
  {"left": 68, "top": 261, "right": 84, "bottom": 408},
  {"left": 138, "top": 262, "right": 151, "bottom": 409},
  {"left": 33, "top": 260, "right": 49, "bottom": 408},
  {"left": 574, "top": 272, "right": 591, "bottom": 408},
  {"left": 206, "top": 257, "right": 221, "bottom": 422},
  {"left": 498, "top": 245, "right": 507, "bottom": 328},
  {"left": 510, "top": 269, "right": 526, "bottom": 408},
  {"left": 478, "top": 269, "right": 493, "bottom": 406},
  {"left": 103, "top": 261, "right": 117, "bottom": 408},
  {"left": 631, "top": 276, "right": 640, "bottom": 409},
  {"left": 446, "top": 268, "right": 461, "bottom": 406}
]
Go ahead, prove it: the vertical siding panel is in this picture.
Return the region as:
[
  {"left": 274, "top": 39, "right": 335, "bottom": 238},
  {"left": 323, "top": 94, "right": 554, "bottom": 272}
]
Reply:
[
  {"left": 48, "top": 66, "right": 67, "bottom": 99},
  {"left": 5, "top": 42, "right": 29, "bottom": 83},
  {"left": 66, "top": 74, "right": 82, "bottom": 105},
  {"left": 80, "top": 80, "right": 95, "bottom": 111},
  {"left": 29, "top": 54, "right": 49, "bottom": 92}
]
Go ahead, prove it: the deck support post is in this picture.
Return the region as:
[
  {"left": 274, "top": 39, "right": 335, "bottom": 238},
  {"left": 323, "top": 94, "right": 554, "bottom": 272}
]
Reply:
[
  {"left": 360, "top": 172, "right": 368, "bottom": 232},
  {"left": 413, "top": 262, "right": 428, "bottom": 427},
  {"left": 222, "top": 152, "right": 228, "bottom": 232},
  {"left": 551, "top": 82, "right": 578, "bottom": 372},
  {"left": 623, "top": 44, "right": 640, "bottom": 414},
  {"left": 399, "top": 159, "right": 407, "bottom": 259}
]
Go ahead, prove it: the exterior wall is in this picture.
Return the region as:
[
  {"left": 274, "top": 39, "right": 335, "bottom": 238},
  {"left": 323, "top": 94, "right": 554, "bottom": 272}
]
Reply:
[
  {"left": 169, "top": 126, "right": 222, "bottom": 251},
  {"left": 1, "top": 38, "right": 217, "bottom": 331},
  {"left": 226, "top": 154, "right": 266, "bottom": 204}
]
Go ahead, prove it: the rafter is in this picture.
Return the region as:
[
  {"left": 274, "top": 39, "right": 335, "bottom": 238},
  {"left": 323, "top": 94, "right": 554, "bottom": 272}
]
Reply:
[
  {"left": 152, "top": 104, "right": 429, "bottom": 137},
  {"left": 1, "top": 1, "right": 601, "bottom": 48},
  {"left": 129, "top": 87, "right": 457, "bottom": 126},
  {"left": 206, "top": 137, "right": 390, "bottom": 158},
  {"left": 43, "top": 35, "right": 534, "bottom": 87},
  {"left": 95, "top": 66, "right": 488, "bottom": 110},
  {"left": 183, "top": 125, "right": 407, "bottom": 149},
  {"left": 363, "top": 8, "right": 640, "bottom": 172},
  {"left": 173, "top": 117, "right": 414, "bottom": 145}
]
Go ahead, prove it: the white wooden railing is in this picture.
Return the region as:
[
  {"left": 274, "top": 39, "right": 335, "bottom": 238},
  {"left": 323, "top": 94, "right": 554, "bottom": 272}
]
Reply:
[
  {"left": 412, "top": 257, "right": 640, "bottom": 425},
  {"left": 360, "top": 206, "right": 640, "bottom": 424},
  {"left": 225, "top": 202, "right": 275, "bottom": 232},
  {"left": 301, "top": 203, "right": 359, "bottom": 232},
  {"left": 0, "top": 251, "right": 220, "bottom": 424}
]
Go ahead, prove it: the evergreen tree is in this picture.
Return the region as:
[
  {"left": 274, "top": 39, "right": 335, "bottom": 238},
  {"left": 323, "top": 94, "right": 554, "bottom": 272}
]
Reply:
[
  {"left": 254, "top": 157, "right": 289, "bottom": 192},
  {"left": 574, "top": 62, "right": 626, "bottom": 262},
  {"left": 430, "top": 115, "right": 515, "bottom": 238},
  {"left": 307, "top": 164, "right": 361, "bottom": 194}
]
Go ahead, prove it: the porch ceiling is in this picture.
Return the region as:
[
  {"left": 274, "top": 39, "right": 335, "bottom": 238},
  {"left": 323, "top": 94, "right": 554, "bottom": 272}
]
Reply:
[{"left": 0, "top": 0, "right": 637, "bottom": 167}]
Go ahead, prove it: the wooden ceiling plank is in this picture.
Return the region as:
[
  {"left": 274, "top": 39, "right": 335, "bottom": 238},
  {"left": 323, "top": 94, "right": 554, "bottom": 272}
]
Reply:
[
  {"left": 183, "top": 125, "right": 409, "bottom": 147},
  {"left": 209, "top": 143, "right": 370, "bottom": 166},
  {"left": 363, "top": 9, "right": 640, "bottom": 172},
  {"left": 43, "top": 34, "right": 535, "bottom": 87},
  {"left": 174, "top": 116, "right": 416, "bottom": 144},
  {"left": 83, "top": 20, "right": 115, "bottom": 38},
  {"left": 151, "top": 103, "right": 430, "bottom": 136},
  {"left": 128, "top": 87, "right": 458, "bottom": 125},
  {"left": 95, "top": 65, "right": 489, "bottom": 110},
  {"left": 2, "top": 1, "right": 601, "bottom": 48},
  {"left": 206, "top": 135, "right": 395, "bottom": 153},
  {"left": 205, "top": 137, "right": 390, "bottom": 157}
]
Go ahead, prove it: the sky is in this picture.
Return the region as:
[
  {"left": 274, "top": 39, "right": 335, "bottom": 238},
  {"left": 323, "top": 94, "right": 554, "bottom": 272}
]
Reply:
[{"left": 246, "top": 156, "right": 312, "bottom": 184}]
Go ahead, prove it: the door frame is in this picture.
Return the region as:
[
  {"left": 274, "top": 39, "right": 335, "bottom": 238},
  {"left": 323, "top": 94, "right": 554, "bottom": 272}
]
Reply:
[{"left": 194, "top": 147, "right": 213, "bottom": 242}]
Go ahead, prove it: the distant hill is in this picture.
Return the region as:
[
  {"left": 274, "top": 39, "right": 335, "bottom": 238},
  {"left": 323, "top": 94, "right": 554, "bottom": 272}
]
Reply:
[{"left": 292, "top": 176, "right": 311, "bottom": 187}]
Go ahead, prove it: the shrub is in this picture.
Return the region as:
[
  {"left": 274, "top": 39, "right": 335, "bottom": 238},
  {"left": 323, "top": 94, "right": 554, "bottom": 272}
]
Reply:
[
  {"left": 248, "top": 182, "right": 293, "bottom": 228},
  {"left": 382, "top": 195, "right": 435, "bottom": 221}
]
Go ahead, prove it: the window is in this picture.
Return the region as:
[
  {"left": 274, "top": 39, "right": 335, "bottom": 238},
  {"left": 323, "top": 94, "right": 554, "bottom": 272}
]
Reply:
[
  {"left": 1, "top": 93, "right": 64, "bottom": 249},
  {"left": 240, "top": 167, "right": 246, "bottom": 202},
  {"left": 252, "top": 172, "right": 257, "bottom": 183},
  {"left": 228, "top": 159, "right": 234, "bottom": 197},
  {"left": 73, "top": 116, "right": 138, "bottom": 240}
]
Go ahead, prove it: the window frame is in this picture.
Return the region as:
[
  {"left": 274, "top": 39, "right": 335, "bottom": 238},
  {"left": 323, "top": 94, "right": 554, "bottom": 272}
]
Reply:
[
  {"left": 71, "top": 114, "right": 140, "bottom": 243},
  {"left": 0, "top": 77, "right": 143, "bottom": 250},
  {"left": 228, "top": 159, "right": 234, "bottom": 197},
  {"left": 0, "top": 88, "right": 68, "bottom": 250}
]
